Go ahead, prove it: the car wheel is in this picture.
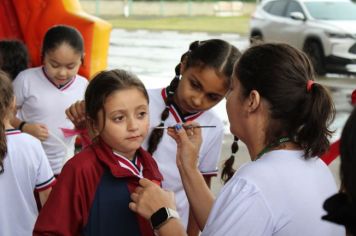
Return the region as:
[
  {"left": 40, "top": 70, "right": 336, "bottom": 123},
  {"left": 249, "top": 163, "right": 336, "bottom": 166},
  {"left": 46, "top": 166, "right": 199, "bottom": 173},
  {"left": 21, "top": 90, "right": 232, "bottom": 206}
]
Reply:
[
  {"left": 304, "top": 41, "right": 326, "bottom": 76},
  {"left": 250, "top": 32, "right": 263, "bottom": 44}
]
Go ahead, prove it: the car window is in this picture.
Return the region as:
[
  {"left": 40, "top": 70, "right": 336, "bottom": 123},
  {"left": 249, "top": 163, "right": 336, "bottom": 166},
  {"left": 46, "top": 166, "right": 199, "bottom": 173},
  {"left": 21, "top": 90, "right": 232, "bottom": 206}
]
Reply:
[
  {"left": 267, "top": 0, "right": 289, "bottom": 16},
  {"left": 305, "top": 1, "right": 356, "bottom": 20},
  {"left": 263, "top": 2, "right": 274, "bottom": 12},
  {"left": 285, "top": 1, "right": 304, "bottom": 17}
]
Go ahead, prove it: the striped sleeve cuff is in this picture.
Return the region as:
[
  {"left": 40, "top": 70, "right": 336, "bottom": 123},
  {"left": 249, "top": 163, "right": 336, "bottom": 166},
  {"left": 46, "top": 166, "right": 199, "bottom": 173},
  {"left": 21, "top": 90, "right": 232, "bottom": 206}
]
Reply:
[
  {"left": 35, "top": 176, "right": 57, "bottom": 191},
  {"left": 200, "top": 169, "right": 218, "bottom": 177}
]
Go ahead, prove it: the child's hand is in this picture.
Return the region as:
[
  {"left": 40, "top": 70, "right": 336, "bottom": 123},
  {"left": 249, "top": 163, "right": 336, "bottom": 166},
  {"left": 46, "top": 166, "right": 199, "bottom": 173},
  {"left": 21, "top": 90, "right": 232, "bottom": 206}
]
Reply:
[
  {"left": 129, "top": 178, "right": 176, "bottom": 220},
  {"left": 65, "top": 100, "right": 86, "bottom": 128},
  {"left": 167, "top": 121, "right": 202, "bottom": 172},
  {"left": 23, "top": 123, "right": 49, "bottom": 141}
]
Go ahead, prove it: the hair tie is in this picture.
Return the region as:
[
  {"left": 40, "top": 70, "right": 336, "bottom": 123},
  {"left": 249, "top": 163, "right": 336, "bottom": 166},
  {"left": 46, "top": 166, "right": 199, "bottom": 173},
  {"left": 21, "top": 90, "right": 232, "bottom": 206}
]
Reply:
[
  {"left": 351, "top": 89, "right": 356, "bottom": 105},
  {"left": 307, "top": 80, "right": 315, "bottom": 92}
]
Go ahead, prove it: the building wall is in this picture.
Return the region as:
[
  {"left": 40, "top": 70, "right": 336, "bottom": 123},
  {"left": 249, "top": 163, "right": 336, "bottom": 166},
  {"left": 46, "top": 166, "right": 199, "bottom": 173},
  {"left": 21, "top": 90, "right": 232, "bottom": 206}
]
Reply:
[{"left": 79, "top": 0, "right": 255, "bottom": 16}]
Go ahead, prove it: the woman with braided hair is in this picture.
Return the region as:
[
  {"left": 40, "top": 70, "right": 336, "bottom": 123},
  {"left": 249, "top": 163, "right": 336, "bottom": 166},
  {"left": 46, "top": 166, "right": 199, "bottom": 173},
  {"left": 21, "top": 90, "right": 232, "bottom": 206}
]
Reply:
[{"left": 66, "top": 39, "right": 241, "bottom": 235}]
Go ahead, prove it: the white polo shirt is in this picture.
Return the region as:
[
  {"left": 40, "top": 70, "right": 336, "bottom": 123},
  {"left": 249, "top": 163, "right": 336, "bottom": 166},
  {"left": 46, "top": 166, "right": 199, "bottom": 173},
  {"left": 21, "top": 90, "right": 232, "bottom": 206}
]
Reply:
[
  {"left": 142, "top": 88, "right": 224, "bottom": 228},
  {"left": 0, "top": 130, "right": 55, "bottom": 236},
  {"left": 13, "top": 67, "right": 88, "bottom": 174},
  {"left": 202, "top": 150, "right": 345, "bottom": 236}
]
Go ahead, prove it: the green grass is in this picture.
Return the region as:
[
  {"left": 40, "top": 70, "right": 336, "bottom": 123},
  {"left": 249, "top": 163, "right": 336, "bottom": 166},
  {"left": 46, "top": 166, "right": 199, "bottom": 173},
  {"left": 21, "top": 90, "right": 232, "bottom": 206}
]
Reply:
[{"left": 104, "top": 16, "right": 250, "bottom": 35}]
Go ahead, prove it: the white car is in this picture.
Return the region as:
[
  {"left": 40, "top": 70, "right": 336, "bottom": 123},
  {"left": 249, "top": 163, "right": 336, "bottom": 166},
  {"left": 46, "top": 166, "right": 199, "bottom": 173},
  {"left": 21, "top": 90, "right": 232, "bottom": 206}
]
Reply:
[{"left": 250, "top": 0, "right": 356, "bottom": 75}]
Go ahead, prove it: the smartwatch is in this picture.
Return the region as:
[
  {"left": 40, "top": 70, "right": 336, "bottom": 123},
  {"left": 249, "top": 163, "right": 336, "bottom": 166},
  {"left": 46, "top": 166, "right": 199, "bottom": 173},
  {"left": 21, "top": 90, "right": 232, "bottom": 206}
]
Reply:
[{"left": 150, "top": 207, "right": 180, "bottom": 230}]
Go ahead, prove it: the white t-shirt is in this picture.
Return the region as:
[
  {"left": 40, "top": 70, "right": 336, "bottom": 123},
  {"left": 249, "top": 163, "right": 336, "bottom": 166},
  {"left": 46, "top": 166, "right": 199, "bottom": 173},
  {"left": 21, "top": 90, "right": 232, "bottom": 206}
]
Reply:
[
  {"left": 0, "top": 130, "right": 55, "bottom": 236},
  {"left": 202, "top": 150, "right": 345, "bottom": 236},
  {"left": 13, "top": 67, "right": 88, "bottom": 174},
  {"left": 142, "top": 88, "right": 224, "bottom": 228}
]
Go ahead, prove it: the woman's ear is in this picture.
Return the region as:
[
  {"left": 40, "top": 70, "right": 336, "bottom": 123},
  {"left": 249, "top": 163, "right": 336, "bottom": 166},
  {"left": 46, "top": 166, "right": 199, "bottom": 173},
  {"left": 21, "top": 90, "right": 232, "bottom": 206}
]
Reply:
[{"left": 247, "top": 90, "right": 261, "bottom": 113}]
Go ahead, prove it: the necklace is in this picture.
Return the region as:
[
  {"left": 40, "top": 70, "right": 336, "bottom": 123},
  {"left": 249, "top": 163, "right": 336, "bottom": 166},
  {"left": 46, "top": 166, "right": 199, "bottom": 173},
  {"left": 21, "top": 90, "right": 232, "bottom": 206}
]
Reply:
[{"left": 255, "top": 136, "right": 291, "bottom": 161}]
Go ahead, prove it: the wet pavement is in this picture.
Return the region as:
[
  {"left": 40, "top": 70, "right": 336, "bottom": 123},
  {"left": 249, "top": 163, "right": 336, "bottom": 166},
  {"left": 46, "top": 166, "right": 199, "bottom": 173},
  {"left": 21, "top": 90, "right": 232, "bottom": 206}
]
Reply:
[{"left": 108, "top": 28, "right": 355, "bottom": 194}]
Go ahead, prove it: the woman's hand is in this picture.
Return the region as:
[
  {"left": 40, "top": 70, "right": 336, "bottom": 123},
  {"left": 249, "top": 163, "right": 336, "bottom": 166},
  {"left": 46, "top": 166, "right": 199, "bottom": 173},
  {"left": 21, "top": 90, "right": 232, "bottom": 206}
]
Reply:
[
  {"left": 23, "top": 123, "right": 49, "bottom": 141},
  {"left": 129, "top": 178, "right": 176, "bottom": 220},
  {"left": 167, "top": 122, "right": 202, "bottom": 171},
  {"left": 65, "top": 100, "right": 86, "bottom": 129}
]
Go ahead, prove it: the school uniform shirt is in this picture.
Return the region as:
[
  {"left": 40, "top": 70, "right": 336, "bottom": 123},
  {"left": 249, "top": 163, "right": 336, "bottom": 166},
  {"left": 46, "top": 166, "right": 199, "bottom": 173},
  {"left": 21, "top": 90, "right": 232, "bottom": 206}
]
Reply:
[
  {"left": 13, "top": 66, "right": 88, "bottom": 174},
  {"left": 34, "top": 138, "right": 163, "bottom": 236},
  {"left": 0, "top": 129, "right": 56, "bottom": 236},
  {"left": 142, "top": 88, "right": 225, "bottom": 228},
  {"left": 202, "top": 150, "right": 345, "bottom": 236}
]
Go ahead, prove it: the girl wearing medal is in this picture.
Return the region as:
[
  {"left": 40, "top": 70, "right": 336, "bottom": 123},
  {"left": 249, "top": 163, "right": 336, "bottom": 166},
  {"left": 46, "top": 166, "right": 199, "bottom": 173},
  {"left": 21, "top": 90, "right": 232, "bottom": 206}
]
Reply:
[{"left": 129, "top": 43, "right": 344, "bottom": 236}]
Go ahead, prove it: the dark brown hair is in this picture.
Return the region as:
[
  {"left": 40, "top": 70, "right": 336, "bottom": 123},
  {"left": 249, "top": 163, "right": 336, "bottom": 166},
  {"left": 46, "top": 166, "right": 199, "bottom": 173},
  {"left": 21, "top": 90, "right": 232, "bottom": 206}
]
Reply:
[
  {"left": 0, "top": 70, "right": 14, "bottom": 174},
  {"left": 340, "top": 107, "right": 356, "bottom": 202},
  {"left": 147, "top": 39, "right": 241, "bottom": 154},
  {"left": 85, "top": 69, "right": 148, "bottom": 136},
  {"left": 222, "top": 43, "right": 335, "bottom": 183},
  {"left": 0, "top": 40, "right": 29, "bottom": 80},
  {"left": 42, "top": 25, "right": 84, "bottom": 60}
]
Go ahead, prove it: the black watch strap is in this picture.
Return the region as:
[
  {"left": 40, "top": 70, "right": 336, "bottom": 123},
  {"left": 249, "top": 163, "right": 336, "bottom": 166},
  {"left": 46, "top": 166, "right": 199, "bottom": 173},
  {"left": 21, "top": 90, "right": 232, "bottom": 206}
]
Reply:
[{"left": 150, "top": 207, "right": 180, "bottom": 230}]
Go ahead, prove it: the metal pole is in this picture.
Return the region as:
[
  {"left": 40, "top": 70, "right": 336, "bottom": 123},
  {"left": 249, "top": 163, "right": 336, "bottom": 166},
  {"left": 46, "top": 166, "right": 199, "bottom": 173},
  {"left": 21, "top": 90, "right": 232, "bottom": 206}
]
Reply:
[
  {"left": 95, "top": 0, "right": 100, "bottom": 15},
  {"left": 160, "top": 0, "right": 164, "bottom": 16},
  {"left": 129, "top": 0, "right": 133, "bottom": 16},
  {"left": 187, "top": 0, "right": 192, "bottom": 16}
]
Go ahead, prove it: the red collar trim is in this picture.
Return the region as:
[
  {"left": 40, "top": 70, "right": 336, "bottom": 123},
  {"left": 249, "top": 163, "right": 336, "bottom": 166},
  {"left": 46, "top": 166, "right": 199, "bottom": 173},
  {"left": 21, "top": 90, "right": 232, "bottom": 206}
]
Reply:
[
  {"left": 42, "top": 67, "right": 76, "bottom": 91},
  {"left": 113, "top": 151, "right": 143, "bottom": 178},
  {"left": 91, "top": 138, "right": 163, "bottom": 181},
  {"left": 160, "top": 88, "right": 204, "bottom": 123},
  {"left": 5, "top": 129, "right": 21, "bottom": 135}
]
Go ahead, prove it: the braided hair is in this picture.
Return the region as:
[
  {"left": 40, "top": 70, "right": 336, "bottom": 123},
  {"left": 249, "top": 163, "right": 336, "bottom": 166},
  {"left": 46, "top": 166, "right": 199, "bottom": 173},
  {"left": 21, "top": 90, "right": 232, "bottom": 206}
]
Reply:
[
  {"left": 221, "top": 136, "right": 239, "bottom": 183},
  {"left": 147, "top": 39, "right": 241, "bottom": 155}
]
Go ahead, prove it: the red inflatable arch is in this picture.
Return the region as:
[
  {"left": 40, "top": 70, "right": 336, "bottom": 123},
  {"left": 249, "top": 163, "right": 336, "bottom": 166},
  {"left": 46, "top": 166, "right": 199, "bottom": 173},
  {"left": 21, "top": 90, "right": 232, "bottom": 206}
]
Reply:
[{"left": 0, "top": 0, "right": 111, "bottom": 79}]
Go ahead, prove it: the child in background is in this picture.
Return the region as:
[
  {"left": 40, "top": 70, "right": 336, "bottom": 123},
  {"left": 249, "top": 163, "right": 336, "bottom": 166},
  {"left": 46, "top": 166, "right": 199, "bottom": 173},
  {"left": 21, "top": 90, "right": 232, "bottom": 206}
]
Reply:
[
  {"left": 0, "top": 40, "right": 29, "bottom": 80},
  {"left": 34, "top": 69, "right": 163, "bottom": 236},
  {"left": 0, "top": 71, "right": 55, "bottom": 236},
  {"left": 12, "top": 25, "right": 88, "bottom": 175},
  {"left": 66, "top": 39, "right": 241, "bottom": 235}
]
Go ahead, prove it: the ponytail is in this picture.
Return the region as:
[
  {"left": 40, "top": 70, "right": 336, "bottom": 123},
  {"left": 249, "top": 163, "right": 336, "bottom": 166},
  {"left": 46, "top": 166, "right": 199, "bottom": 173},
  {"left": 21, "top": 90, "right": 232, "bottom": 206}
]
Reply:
[
  {"left": 221, "top": 136, "right": 239, "bottom": 183},
  {"left": 297, "top": 82, "right": 335, "bottom": 157}
]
